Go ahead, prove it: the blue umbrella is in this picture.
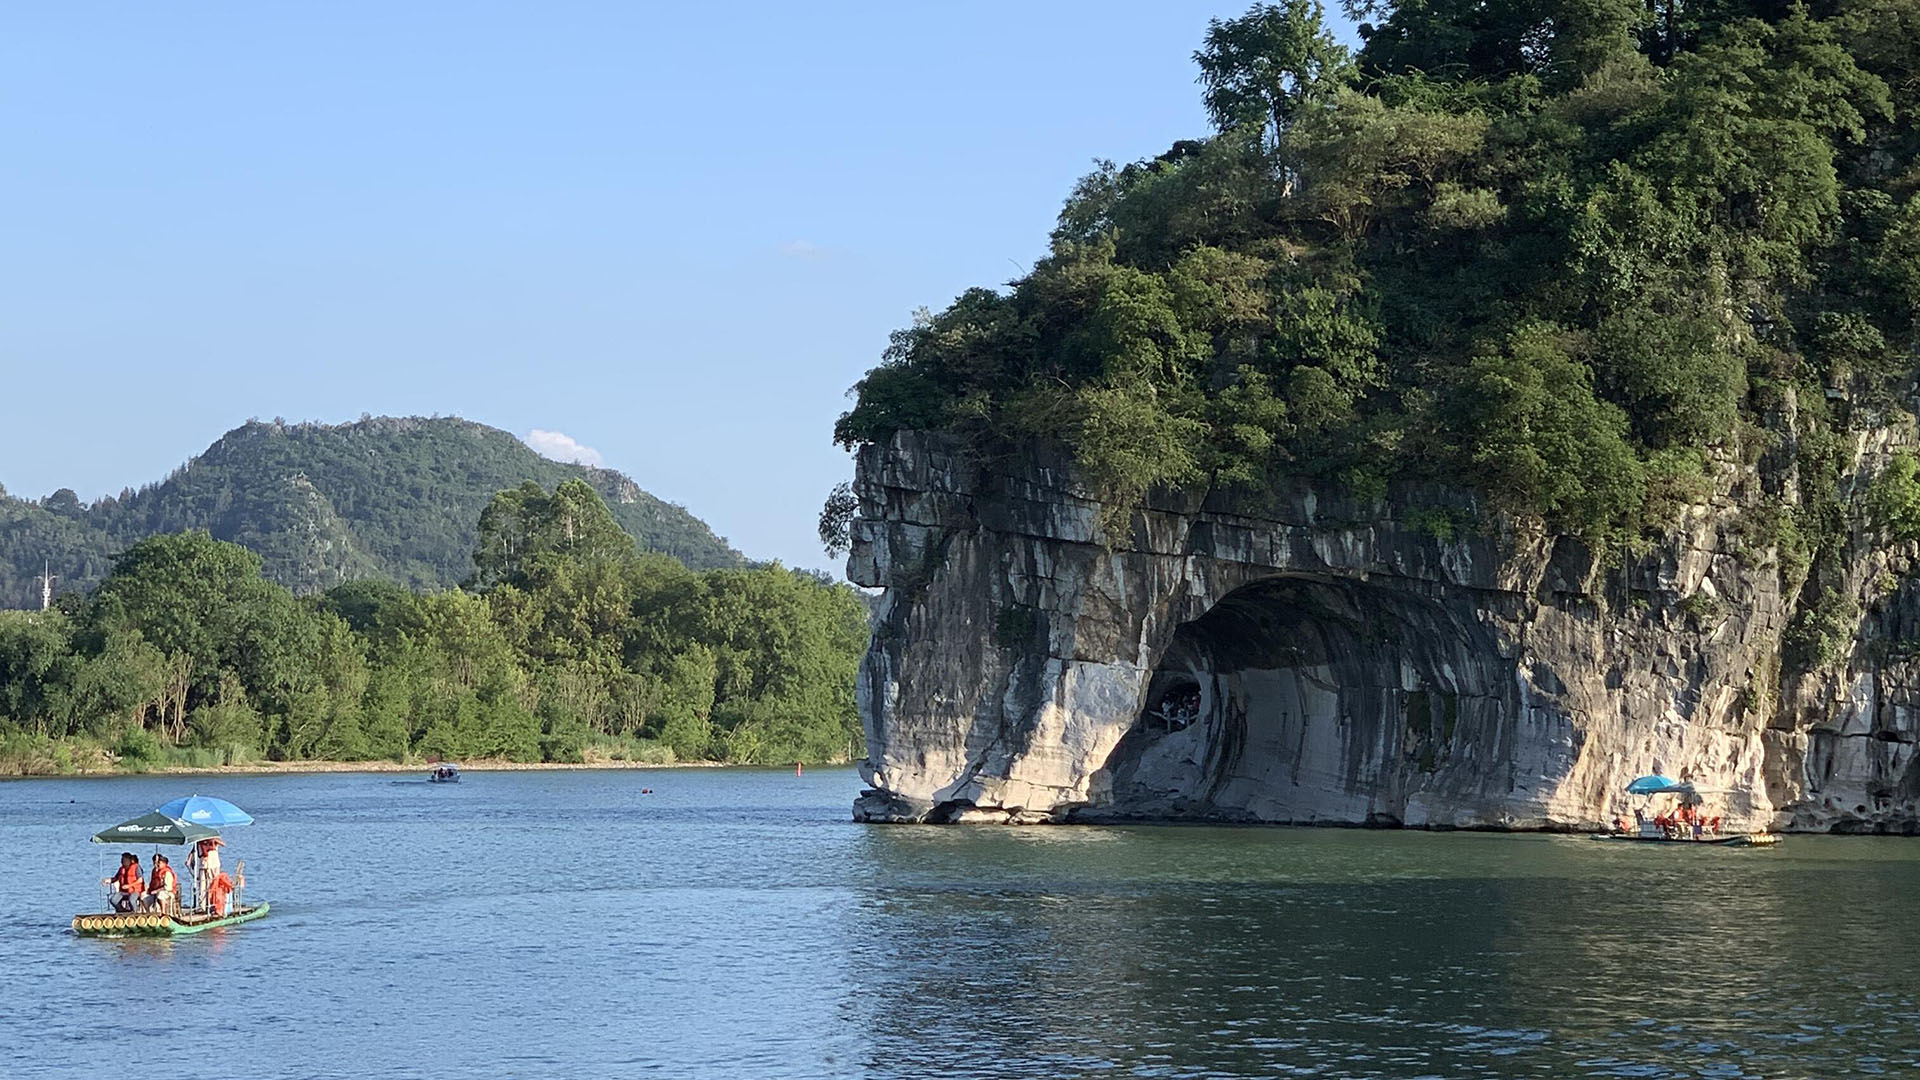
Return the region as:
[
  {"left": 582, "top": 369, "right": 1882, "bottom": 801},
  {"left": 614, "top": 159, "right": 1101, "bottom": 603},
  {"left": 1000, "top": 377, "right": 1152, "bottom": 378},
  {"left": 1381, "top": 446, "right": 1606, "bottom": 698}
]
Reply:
[
  {"left": 1625, "top": 774, "right": 1682, "bottom": 795},
  {"left": 153, "top": 795, "right": 253, "bottom": 827}
]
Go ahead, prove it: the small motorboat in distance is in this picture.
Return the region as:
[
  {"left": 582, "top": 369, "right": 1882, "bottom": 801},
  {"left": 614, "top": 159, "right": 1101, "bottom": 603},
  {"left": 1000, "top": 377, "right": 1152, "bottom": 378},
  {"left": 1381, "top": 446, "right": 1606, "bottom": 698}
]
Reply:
[
  {"left": 1591, "top": 774, "right": 1780, "bottom": 847},
  {"left": 429, "top": 762, "right": 461, "bottom": 783}
]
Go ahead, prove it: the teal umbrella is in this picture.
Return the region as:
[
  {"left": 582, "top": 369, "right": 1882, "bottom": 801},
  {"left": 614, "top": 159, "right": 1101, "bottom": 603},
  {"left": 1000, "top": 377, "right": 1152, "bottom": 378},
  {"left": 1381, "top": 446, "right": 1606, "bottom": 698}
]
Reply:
[
  {"left": 92, "top": 811, "right": 218, "bottom": 846},
  {"left": 1626, "top": 774, "right": 1684, "bottom": 795}
]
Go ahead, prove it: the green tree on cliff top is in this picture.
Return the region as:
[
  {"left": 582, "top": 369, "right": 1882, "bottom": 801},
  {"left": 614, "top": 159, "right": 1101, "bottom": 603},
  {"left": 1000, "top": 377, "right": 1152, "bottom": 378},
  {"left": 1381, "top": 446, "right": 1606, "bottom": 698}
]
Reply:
[{"left": 832, "top": 0, "right": 1913, "bottom": 551}]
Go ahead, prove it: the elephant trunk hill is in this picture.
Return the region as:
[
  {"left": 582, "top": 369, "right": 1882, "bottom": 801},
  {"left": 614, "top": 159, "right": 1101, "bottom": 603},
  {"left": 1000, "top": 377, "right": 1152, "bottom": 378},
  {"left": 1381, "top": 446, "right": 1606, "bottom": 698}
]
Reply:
[
  {"left": 847, "top": 428, "right": 1919, "bottom": 832},
  {"left": 830, "top": 2, "right": 1920, "bottom": 832}
]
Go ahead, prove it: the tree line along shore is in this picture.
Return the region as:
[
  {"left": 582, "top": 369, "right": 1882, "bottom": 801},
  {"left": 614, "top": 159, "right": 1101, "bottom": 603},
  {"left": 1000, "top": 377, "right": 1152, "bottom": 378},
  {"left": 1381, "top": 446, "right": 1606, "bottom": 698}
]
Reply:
[{"left": 0, "top": 479, "right": 866, "bottom": 776}]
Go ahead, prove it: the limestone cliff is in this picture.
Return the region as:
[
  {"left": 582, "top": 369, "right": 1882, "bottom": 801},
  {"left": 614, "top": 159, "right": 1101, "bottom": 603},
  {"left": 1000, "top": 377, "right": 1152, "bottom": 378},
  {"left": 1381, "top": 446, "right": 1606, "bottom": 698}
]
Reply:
[{"left": 847, "top": 427, "right": 1920, "bottom": 833}]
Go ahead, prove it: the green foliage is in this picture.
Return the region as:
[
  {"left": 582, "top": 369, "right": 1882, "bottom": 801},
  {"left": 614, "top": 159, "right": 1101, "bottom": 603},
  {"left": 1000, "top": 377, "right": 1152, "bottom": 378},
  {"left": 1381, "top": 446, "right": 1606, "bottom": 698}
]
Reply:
[
  {"left": 833, "top": 0, "right": 1917, "bottom": 551},
  {"left": 0, "top": 416, "right": 744, "bottom": 609},
  {"left": 471, "top": 478, "right": 636, "bottom": 590},
  {"left": 1071, "top": 382, "right": 1209, "bottom": 538},
  {"left": 1870, "top": 451, "right": 1920, "bottom": 541},
  {"left": 0, "top": 483, "right": 867, "bottom": 771},
  {"left": 1447, "top": 323, "right": 1644, "bottom": 536},
  {"left": 1196, "top": 1, "right": 1355, "bottom": 142},
  {"left": 1404, "top": 505, "right": 1475, "bottom": 542},
  {"left": 1676, "top": 590, "right": 1722, "bottom": 623},
  {"left": 1283, "top": 86, "right": 1490, "bottom": 243},
  {"left": 1786, "top": 588, "right": 1861, "bottom": 671},
  {"left": 817, "top": 482, "right": 858, "bottom": 558}
]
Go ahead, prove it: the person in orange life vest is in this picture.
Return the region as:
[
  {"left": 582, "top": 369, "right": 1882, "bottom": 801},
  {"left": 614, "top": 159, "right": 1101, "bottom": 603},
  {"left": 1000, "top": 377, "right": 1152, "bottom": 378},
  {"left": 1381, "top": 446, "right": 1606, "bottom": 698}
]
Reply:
[
  {"left": 103, "top": 852, "right": 145, "bottom": 912},
  {"left": 143, "top": 853, "right": 179, "bottom": 913},
  {"left": 207, "top": 861, "right": 244, "bottom": 917}
]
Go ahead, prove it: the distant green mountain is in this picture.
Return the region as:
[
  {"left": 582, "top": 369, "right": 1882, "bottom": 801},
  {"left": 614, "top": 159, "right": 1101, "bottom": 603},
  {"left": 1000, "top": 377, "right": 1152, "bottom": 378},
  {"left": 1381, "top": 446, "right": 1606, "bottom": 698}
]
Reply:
[{"left": 0, "top": 416, "right": 743, "bottom": 607}]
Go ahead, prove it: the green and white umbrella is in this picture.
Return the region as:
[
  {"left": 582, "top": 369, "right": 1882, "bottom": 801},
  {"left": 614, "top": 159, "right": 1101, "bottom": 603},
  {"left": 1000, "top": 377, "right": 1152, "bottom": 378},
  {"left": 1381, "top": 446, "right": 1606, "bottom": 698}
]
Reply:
[{"left": 91, "top": 811, "right": 219, "bottom": 846}]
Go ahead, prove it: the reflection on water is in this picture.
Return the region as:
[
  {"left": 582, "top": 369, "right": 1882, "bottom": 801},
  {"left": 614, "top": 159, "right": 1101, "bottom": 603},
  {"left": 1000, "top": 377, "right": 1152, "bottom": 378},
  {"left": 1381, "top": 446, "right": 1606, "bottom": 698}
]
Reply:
[
  {"left": 848, "top": 827, "right": 1920, "bottom": 1079},
  {"left": 3, "top": 770, "right": 1918, "bottom": 1078}
]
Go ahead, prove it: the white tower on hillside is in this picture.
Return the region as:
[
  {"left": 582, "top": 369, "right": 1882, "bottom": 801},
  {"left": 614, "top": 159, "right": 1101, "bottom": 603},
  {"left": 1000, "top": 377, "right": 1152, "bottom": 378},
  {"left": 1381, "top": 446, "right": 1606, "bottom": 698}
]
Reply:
[{"left": 40, "top": 560, "right": 54, "bottom": 611}]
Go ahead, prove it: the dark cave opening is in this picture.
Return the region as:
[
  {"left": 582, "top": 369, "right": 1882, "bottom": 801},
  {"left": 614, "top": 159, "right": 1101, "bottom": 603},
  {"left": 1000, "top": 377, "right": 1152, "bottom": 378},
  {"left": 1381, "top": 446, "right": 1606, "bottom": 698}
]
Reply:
[{"left": 1091, "top": 574, "right": 1512, "bottom": 823}]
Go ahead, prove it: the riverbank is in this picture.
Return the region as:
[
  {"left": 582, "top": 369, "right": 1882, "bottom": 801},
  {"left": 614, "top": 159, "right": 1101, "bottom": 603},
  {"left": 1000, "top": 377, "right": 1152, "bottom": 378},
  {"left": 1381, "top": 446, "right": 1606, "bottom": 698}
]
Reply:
[
  {"left": 0, "top": 754, "right": 846, "bottom": 780},
  {"left": 0, "top": 758, "right": 740, "bottom": 780},
  {"left": 0, "top": 731, "right": 849, "bottom": 779}
]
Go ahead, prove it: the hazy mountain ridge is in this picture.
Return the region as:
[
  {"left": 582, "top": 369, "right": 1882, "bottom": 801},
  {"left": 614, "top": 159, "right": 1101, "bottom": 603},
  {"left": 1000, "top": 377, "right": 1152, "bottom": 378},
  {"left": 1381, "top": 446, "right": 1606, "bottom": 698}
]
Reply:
[{"left": 0, "top": 416, "right": 743, "bottom": 607}]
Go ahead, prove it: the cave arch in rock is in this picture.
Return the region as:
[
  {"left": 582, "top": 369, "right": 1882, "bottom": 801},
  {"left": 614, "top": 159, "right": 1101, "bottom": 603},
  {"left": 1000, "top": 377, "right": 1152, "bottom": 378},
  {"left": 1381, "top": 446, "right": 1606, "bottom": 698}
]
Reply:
[{"left": 1093, "top": 574, "right": 1519, "bottom": 824}]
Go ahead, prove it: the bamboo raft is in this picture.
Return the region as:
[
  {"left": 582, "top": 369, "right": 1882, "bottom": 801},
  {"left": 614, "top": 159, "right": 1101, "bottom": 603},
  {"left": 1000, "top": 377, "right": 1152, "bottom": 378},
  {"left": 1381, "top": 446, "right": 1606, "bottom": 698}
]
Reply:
[
  {"left": 1589, "top": 833, "right": 1780, "bottom": 847},
  {"left": 72, "top": 902, "right": 269, "bottom": 937}
]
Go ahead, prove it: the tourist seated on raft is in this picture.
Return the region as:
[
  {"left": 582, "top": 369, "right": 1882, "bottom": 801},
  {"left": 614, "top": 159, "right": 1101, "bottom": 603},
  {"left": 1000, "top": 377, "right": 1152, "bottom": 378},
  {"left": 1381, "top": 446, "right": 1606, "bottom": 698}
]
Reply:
[
  {"left": 103, "top": 853, "right": 145, "bottom": 912},
  {"left": 142, "top": 854, "right": 179, "bottom": 914}
]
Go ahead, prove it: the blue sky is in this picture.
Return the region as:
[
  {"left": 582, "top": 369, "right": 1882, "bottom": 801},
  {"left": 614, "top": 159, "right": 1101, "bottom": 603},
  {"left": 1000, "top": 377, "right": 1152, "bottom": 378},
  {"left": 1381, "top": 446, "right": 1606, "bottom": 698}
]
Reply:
[{"left": 0, "top": 2, "right": 1350, "bottom": 573}]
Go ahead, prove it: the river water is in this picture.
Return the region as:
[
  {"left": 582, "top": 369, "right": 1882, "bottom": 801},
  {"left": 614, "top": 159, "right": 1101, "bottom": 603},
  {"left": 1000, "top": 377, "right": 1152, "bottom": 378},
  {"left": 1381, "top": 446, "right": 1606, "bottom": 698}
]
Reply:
[{"left": 3, "top": 767, "right": 1917, "bottom": 1079}]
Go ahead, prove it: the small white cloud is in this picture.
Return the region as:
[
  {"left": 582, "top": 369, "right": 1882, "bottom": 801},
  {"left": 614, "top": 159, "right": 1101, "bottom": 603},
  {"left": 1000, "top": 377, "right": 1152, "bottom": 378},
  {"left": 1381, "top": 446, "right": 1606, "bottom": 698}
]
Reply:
[
  {"left": 779, "top": 239, "right": 824, "bottom": 260},
  {"left": 524, "top": 429, "right": 605, "bottom": 467}
]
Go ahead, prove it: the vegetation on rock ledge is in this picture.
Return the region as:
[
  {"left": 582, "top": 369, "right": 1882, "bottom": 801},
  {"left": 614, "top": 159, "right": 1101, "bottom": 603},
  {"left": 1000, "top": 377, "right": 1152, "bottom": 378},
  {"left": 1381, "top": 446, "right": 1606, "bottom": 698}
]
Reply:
[{"left": 834, "top": 0, "right": 1920, "bottom": 553}]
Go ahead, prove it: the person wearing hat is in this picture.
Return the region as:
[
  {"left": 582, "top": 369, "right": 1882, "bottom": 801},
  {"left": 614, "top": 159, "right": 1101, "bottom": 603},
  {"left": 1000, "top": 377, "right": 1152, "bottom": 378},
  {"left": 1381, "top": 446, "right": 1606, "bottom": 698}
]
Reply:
[{"left": 188, "top": 836, "right": 224, "bottom": 913}]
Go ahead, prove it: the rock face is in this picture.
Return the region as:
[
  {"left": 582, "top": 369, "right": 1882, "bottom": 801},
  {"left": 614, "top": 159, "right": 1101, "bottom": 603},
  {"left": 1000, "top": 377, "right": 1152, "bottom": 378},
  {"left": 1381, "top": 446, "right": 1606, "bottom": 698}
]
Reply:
[{"left": 847, "top": 429, "right": 1920, "bottom": 833}]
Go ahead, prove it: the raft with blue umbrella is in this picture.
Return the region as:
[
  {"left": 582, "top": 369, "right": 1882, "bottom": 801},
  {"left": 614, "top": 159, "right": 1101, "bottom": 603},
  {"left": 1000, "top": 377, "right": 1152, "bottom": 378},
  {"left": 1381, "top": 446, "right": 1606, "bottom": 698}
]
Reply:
[
  {"left": 1592, "top": 774, "right": 1779, "bottom": 847},
  {"left": 72, "top": 798, "right": 268, "bottom": 938}
]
